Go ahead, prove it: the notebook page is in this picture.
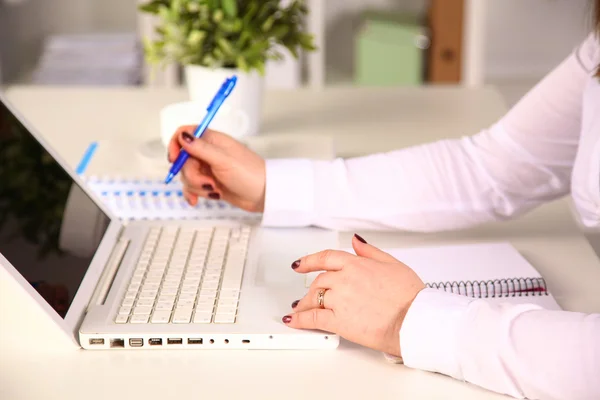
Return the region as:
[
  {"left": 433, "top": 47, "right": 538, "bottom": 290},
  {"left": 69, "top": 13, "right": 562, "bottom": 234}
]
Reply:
[
  {"left": 384, "top": 242, "right": 539, "bottom": 283},
  {"left": 306, "top": 242, "right": 561, "bottom": 310}
]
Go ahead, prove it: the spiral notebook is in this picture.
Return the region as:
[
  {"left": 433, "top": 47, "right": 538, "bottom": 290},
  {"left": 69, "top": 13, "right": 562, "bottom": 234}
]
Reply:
[
  {"left": 80, "top": 175, "right": 260, "bottom": 221},
  {"left": 75, "top": 135, "right": 335, "bottom": 221},
  {"left": 307, "top": 242, "right": 561, "bottom": 309}
]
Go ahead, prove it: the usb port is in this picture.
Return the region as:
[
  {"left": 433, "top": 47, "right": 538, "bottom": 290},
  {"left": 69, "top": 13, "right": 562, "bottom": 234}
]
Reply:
[
  {"left": 129, "top": 338, "right": 143, "bottom": 347},
  {"left": 167, "top": 338, "right": 182, "bottom": 345},
  {"left": 110, "top": 338, "right": 125, "bottom": 348},
  {"left": 89, "top": 338, "right": 104, "bottom": 345},
  {"left": 187, "top": 338, "right": 203, "bottom": 345},
  {"left": 149, "top": 338, "right": 162, "bottom": 346}
]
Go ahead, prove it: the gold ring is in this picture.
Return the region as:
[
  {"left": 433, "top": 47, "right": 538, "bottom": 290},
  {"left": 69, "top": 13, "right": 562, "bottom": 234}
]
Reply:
[{"left": 317, "top": 289, "right": 327, "bottom": 309}]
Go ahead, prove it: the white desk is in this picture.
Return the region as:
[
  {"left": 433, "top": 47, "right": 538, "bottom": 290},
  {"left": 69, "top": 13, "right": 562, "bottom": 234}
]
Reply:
[{"left": 2, "top": 85, "right": 600, "bottom": 400}]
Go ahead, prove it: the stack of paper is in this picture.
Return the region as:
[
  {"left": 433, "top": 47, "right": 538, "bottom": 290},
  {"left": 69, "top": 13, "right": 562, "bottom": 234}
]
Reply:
[{"left": 32, "top": 33, "right": 142, "bottom": 85}]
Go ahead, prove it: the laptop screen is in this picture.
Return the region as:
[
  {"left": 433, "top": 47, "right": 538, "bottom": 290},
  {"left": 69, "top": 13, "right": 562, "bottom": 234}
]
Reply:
[{"left": 0, "top": 99, "right": 111, "bottom": 318}]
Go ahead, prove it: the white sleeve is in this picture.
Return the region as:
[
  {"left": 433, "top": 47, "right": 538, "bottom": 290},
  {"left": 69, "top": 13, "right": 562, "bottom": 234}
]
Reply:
[
  {"left": 261, "top": 33, "right": 599, "bottom": 231},
  {"left": 400, "top": 289, "right": 600, "bottom": 399}
]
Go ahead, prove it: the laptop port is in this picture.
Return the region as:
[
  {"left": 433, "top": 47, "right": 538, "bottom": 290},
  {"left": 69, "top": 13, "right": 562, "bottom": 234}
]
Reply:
[
  {"left": 224, "top": 339, "right": 229, "bottom": 344},
  {"left": 167, "top": 338, "right": 182, "bottom": 345},
  {"left": 242, "top": 340, "right": 250, "bottom": 344},
  {"left": 110, "top": 339, "right": 125, "bottom": 348},
  {"left": 129, "top": 338, "right": 143, "bottom": 347},
  {"left": 89, "top": 338, "right": 104, "bottom": 345},
  {"left": 209, "top": 339, "right": 214, "bottom": 344},
  {"left": 148, "top": 338, "right": 162, "bottom": 346},
  {"left": 187, "top": 338, "right": 203, "bottom": 345}
]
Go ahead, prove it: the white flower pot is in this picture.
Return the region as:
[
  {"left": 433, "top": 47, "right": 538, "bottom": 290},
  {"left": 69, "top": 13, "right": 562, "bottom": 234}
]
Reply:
[{"left": 184, "top": 65, "right": 264, "bottom": 138}]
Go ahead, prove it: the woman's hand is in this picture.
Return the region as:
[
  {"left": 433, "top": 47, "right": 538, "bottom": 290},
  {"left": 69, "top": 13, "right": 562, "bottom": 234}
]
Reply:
[
  {"left": 167, "top": 126, "right": 266, "bottom": 212},
  {"left": 284, "top": 234, "right": 425, "bottom": 358}
]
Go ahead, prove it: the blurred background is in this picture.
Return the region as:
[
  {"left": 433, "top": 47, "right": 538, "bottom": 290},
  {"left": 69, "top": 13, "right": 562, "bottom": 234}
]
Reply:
[{"left": 0, "top": 0, "right": 591, "bottom": 106}]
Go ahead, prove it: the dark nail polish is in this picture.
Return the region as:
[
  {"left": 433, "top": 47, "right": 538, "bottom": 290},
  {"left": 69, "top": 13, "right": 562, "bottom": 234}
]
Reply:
[
  {"left": 291, "top": 300, "right": 299, "bottom": 308},
  {"left": 282, "top": 315, "right": 292, "bottom": 323},
  {"left": 182, "top": 131, "right": 194, "bottom": 143},
  {"left": 208, "top": 192, "right": 220, "bottom": 200},
  {"left": 291, "top": 260, "right": 300, "bottom": 269},
  {"left": 202, "top": 184, "right": 214, "bottom": 191},
  {"left": 354, "top": 233, "right": 367, "bottom": 244}
]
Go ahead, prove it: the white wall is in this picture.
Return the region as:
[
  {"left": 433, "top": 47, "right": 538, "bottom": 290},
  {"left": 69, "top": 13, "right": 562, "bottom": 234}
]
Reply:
[{"left": 483, "top": 0, "right": 590, "bottom": 81}]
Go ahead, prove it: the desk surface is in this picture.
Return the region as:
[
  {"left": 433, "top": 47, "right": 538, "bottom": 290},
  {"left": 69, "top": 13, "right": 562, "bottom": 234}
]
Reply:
[{"left": 2, "top": 85, "right": 600, "bottom": 400}]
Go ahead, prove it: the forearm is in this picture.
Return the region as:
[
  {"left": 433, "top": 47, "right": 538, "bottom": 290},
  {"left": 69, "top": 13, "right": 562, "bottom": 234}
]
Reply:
[
  {"left": 401, "top": 289, "right": 600, "bottom": 399},
  {"left": 262, "top": 130, "right": 568, "bottom": 231},
  {"left": 261, "top": 34, "right": 596, "bottom": 232}
]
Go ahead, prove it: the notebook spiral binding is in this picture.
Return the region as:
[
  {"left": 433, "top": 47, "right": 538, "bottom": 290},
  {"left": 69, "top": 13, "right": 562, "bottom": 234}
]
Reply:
[{"left": 426, "top": 277, "right": 549, "bottom": 298}]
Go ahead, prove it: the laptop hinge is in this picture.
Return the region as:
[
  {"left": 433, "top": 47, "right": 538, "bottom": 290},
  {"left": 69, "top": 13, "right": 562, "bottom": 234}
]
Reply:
[{"left": 87, "top": 236, "right": 130, "bottom": 312}]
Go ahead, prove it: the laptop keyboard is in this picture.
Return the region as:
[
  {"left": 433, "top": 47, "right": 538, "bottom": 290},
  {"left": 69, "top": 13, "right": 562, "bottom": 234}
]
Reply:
[{"left": 114, "top": 224, "right": 250, "bottom": 324}]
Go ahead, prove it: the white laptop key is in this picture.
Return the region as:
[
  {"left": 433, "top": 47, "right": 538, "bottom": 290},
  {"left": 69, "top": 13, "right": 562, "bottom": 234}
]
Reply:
[
  {"left": 155, "top": 303, "right": 173, "bottom": 311},
  {"left": 118, "top": 306, "right": 132, "bottom": 315},
  {"left": 115, "top": 315, "right": 129, "bottom": 324},
  {"left": 172, "top": 311, "right": 192, "bottom": 324},
  {"left": 195, "top": 304, "right": 214, "bottom": 314},
  {"left": 150, "top": 311, "right": 171, "bottom": 324},
  {"left": 135, "top": 299, "right": 154, "bottom": 307},
  {"left": 214, "top": 314, "right": 236, "bottom": 324},
  {"left": 130, "top": 315, "right": 149, "bottom": 324},
  {"left": 122, "top": 298, "right": 135, "bottom": 307},
  {"left": 193, "top": 313, "right": 212, "bottom": 324},
  {"left": 133, "top": 306, "right": 152, "bottom": 315}
]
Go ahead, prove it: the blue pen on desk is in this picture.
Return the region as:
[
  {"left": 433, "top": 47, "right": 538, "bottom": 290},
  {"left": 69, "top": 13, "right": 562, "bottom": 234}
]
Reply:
[{"left": 164, "top": 75, "right": 237, "bottom": 184}]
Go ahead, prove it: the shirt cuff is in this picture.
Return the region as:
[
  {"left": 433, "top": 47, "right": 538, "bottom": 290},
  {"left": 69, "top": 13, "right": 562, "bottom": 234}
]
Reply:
[
  {"left": 261, "top": 159, "right": 315, "bottom": 227},
  {"left": 400, "top": 288, "right": 473, "bottom": 380}
]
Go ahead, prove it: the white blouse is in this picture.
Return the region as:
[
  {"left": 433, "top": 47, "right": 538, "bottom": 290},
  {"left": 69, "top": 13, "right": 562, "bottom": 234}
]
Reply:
[{"left": 261, "top": 32, "right": 600, "bottom": 399}]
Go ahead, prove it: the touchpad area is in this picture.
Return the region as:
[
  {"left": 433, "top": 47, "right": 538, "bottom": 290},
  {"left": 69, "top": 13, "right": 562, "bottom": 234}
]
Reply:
[{"left": 252, "top": 227, "right": 338, "bottom": 288}]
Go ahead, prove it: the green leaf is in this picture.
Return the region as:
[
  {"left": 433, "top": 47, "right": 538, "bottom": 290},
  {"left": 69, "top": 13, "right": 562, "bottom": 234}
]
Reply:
[
  {"left": 270, "top": 24, "right": 289, "bottom": 39},
  {"left": 255, "top": 60, "right": 266, "bottom": 75},
  {"left": 216, "top": 37, "right": 234, "bottom": 56},
  {"left": 187, "top": 30, "right": 206, "bottom": 46},
  {"left": 220, "top": 19, "right": 242, "bottom": 33},
  {"left": 222, "top": 0, "right": 237, "bottom": 18},
  {"left": 138, "top": 0, "right": 168, "bottom": 14},
  {"left": 236, "top": 55, "right": 249, "bottom": 72},
  {"left": 261, "top": 16, "right": 275, "bottom": 32},
  {"left": 298, "top": 33, "right": 316, "bottom": 50},
  {"left": 212, "top": 9, "right": 224, "bottom": 23}
]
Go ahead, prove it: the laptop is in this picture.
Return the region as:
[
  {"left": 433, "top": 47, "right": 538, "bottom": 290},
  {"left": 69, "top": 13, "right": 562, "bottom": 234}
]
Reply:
[{"left": 0, "top": 93, "right": 340, "bottom": 350}]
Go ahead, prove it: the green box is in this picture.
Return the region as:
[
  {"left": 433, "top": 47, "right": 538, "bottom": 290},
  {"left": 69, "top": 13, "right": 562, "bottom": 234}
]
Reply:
[{"left": 355, "top": 12, "right": 428, "bottom": 86}]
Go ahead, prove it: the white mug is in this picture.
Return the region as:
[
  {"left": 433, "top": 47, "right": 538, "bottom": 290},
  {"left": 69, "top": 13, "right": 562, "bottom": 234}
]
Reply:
[{"left": 159, "top": 101, "right": 250, "bottom": 147}]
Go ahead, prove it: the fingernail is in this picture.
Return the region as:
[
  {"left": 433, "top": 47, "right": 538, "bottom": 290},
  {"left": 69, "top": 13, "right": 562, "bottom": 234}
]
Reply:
[
  {"left": 291, "top": 260, "right": 300, "bottom": 269},
  {"left": 182, "top": 131, "right": 194, "bottom": 143},
  {"left": 208, "top": 192, "right": 220, "bottom": 200},
  {"left": 282, "top": 315, "right": 292, "bottom": 323},
  {"left": 354, "top": 233, "right": 367, "bottom": 244},
  {"left": 291, "top": 300, "right": 299, "bottom": 308},
  {"left": 202, "top": 184, "right": 214, "bottom": 191}
]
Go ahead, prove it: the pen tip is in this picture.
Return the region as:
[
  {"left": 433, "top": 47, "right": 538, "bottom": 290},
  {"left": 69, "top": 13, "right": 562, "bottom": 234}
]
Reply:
[{"left": 164, "top": 173, "right": 174, "bottom": 184}]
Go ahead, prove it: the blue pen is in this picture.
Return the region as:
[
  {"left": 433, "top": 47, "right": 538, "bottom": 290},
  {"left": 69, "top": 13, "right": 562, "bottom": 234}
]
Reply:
[{"left": 164, "top": 75, "right": 237, "bottom": 184}]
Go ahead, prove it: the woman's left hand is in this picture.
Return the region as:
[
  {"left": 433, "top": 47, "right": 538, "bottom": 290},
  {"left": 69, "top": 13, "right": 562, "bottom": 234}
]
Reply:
[{"left": 283, "top": 234, "right": 425, "bottom": 358}]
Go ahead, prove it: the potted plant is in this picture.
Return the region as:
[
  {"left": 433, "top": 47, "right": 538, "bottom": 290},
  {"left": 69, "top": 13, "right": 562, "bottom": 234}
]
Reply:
[{"left": 138, "top": 0, "right": 316, "bottom": 137}]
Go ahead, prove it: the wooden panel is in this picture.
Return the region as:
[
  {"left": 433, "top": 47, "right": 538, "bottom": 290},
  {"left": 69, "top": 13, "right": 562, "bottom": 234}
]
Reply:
[{"left": 427, "top": 0, "right": 464, "bottom": 83}]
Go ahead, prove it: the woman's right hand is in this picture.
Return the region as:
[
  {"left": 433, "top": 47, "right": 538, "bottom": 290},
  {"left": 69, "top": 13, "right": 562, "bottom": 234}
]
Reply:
[{"left": 167, "top": 125, "right": 266, "bottom": 213}]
